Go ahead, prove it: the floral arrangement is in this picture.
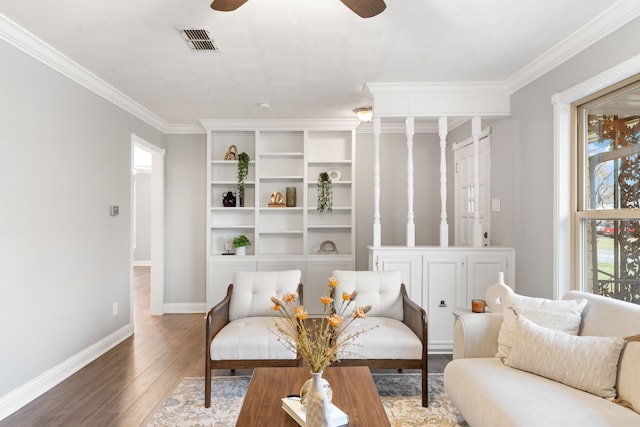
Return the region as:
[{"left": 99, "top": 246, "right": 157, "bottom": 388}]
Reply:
[{"left": 270, "top": 277, "right": 373, "bottom": 373}]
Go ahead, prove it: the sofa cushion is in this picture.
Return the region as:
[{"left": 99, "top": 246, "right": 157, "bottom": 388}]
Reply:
[
  {"left": 211, "top": 317, "right": 296, "bottom": 360},
  {"left": 496, "top": 295, "right": 586, "bottom": 358},
  {"left": 617, "top": 341, "right": 640, "bottom": 414},
  {"left": 505, "top": 315, "right": 624, "bottom": 399},
  {"left": 229, "top": 270, "right": 301, "bottom": 321},
  {"left": 337, "top": 317, "right": 422, "bottom": 359},
  {"left": 444, "top": 357, "right": 640, "bottom": 427},
  {"left": 332, "top": 270, "right": 403, "bottom": 321}
]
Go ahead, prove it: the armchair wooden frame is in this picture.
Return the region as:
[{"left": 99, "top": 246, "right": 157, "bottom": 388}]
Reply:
[
  {"left": 204, "top": 282, "right": 303, "bottom": 408},
  {"left": 332, "top": 283, "right": 429, "bottom": 407}
]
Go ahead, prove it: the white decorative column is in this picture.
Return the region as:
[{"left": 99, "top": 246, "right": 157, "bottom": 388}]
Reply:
[
  {"left": 439, "top": 117, "right": 449, "bottom": 247},
  {"left": 472, "top": 116, "right": 483, "bottom": 247},
  {"left": 406, "top": 117, "right": 415, "bottom": 247},
  {"left": 373, "top": 117, "right": 381, "bottom": 247}
]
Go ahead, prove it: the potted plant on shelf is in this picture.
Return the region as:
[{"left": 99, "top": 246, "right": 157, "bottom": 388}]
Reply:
[
  {"left": 317, "top": 171, "right": 333, "bottom": 213},
  {"left": 237, "top": 152, "right": 250, "bottom": 207},
  {"left": 233, "top": 234, "right": 251, "bottom": 256}
]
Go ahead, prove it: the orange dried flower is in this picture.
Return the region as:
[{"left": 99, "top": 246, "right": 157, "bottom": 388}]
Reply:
[
  {"left": 328, "top": 277, "right": 338, "bottom": 288},
  {"left": 327, "top": 314, "right": 343, "bottom": 327},
  {"left": 320, "top": 296, "right": 333, "bottom": 305},
  {"left": 342, "top": 290, "right": 357, "bottom": 301},
  {"left": 271, "top": 304, "right": 281, "bottom": 311},
  {"left": 283, "top": 292, "right": 297, "bottom": 303},
  {"left": 354, "top": 305, "right": 372, "bottom": 318},
  {"left": 295, "top": 306, "right": 308, "bottom": 320}
]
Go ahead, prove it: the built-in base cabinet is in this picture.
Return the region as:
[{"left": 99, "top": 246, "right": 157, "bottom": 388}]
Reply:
[{"left": 369, "top": 246, "right": 515, "bottom": 353}]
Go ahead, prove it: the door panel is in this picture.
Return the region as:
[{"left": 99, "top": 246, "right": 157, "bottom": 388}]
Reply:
[{"left": 454, "top": 136, "right": 491, "bottom": 246}]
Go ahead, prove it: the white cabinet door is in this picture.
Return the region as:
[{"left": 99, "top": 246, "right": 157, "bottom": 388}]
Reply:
[
  {"left": 206, "top": 258, "right": 257, "bottom": 311},
  {"left": 465, "top": 251, "right": 512, "bottom": 307},
  {"left": 423, "top": 254, "right": 464, "bottom": 353},
  {"left": 306, "top": 259, "right": 353, "bottom": 315}
]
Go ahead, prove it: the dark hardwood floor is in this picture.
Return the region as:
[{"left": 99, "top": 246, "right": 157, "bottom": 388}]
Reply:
[{"left": 1, "top": 267, "right": 451, "bottom": 426}]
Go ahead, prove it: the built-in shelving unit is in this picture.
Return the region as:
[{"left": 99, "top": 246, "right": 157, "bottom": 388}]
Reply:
[{"left": 201, "top": 119, "right": 359, "bottom": 313}]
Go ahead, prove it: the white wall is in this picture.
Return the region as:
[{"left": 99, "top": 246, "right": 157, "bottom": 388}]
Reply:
[
  {"left": 0, "top": 39, "right": 162, "bottom": 398},
  {"left": 163, "top": 134, "right": 206, "bottom": 306}
]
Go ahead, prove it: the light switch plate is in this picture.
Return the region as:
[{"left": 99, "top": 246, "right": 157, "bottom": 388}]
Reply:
[{"left": 491, "top": 198, "right": 501, "bottom": 213}]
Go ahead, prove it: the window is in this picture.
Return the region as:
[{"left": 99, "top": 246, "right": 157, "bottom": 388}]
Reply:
[{"left": 575, "top": 78, "right": 640, "bottom": 303}]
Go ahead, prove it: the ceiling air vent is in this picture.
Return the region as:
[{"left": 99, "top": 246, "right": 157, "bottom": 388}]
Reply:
[{"left": 179, "top": 27, "right": 219, "bottom": 51}]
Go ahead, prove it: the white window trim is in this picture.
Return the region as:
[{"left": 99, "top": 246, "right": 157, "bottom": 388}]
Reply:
[{"left": 552, "top": 54, "right": 640, "bottom": 299}]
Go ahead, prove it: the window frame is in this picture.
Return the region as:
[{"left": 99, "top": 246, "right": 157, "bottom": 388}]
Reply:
[
  {"left": 552, "top": 55, "right": 640, "bottom": 300},
  {"left": 572, "top": 76, "right": 640, "bottom": 297}
]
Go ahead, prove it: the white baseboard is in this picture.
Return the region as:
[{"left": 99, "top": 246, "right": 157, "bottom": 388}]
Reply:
[
  {"left": 163, "top": 303, "right": 206, "bottom": 314},
  {"left": 0, "top": 323, "right": 133, "bottom": 421},
  {"left": 133, "top": 260, "right": 151, "bottom": 267}
]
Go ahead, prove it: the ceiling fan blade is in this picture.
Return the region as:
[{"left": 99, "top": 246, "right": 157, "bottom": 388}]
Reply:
[
  {"left": 339, "top": 0, "right": 386, "bottom": 18},
  {"left": 210, "top": 0, "right": 250, "bottom": 12}
]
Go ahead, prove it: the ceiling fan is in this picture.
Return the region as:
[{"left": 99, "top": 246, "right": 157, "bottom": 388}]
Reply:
[{"left": 210, "top": 0, "right": 387, "bottom": 18}]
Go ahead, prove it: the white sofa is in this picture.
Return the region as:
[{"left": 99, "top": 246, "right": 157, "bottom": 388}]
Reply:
[{"left": 444, "top": 284, "right": 640, "bottom": 426}]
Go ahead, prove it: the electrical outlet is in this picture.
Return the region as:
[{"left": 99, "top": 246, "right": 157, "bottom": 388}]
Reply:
[{"left": 113, "top": 302, "right": 118, "bottom": 317}]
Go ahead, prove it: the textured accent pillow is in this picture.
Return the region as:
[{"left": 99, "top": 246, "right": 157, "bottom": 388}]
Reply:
[
  {"left": 616, "top": 340, "right": 640, "bottom": 413},
  {"left": 505, "top": 315, "right": 624, "bottom": 400},
  {"left": 495, "top": 295, "right": 587, "bottom": 358}
]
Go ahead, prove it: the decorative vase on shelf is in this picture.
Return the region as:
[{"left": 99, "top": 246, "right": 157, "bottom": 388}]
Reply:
[
  {"left": 303, "top": 371, "right": 331, "bottom": 427},
  {"left": 286, "top": 187, "right": 296, "bottom": 207},
  {"left": 222, "top": 191, "right": 236, "bottom": 207},
  {"left": 235, "top": 246, "right": 246, "bottom": 256}
]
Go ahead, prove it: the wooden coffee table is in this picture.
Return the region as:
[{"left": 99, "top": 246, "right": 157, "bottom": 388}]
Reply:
[{"left": 236, "top": 366, "right": 390, "bottom": 426}]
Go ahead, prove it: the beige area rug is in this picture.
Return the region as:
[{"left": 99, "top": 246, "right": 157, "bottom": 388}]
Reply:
[{"left": 146, "top": 373, "right": 468, "bottom": 427}]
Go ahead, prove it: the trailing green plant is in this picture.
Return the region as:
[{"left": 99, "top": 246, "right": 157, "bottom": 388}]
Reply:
[
  {"left": 317, "top": 171, "right": 333, "bottom": 214},
  {"left": 232, "top": 234, "right": 251, "bottom": 248},
  {"left": 237, "top": 152, "right": 250, "bottom": 200}
]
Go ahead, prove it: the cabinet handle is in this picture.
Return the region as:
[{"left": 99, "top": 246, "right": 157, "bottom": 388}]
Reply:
[{"left": 439, "top": 300, "right": 447, "bottom": 307}]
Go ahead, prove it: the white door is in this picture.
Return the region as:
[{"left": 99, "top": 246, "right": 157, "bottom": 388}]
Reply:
[{"left": 454, "top": 135, "right": 491, "bottom": 246}]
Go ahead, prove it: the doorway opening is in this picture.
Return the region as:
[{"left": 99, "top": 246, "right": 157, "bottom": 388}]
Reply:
[{"left": 131, "top": 134, "right": 165, "bottom": 316}]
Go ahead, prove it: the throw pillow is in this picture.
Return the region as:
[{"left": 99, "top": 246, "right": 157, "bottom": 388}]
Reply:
[
  {"left": 505, "top": 315, "right": 624, "bottom": 400},
  {"left": 616, "top": 339, "right": 640, "bottom": 413},
  {"left": 495, "top": 295, "right": 587, "bottom": 358}
]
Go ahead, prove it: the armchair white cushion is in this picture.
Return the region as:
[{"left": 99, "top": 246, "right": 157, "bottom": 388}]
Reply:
[
  {"left": 205, "top": 270, "right": 302, "bottom": 408},
  {"left": 333, "top": 270, "right": 403, "bottom": 320},
  {"left": 331, "top": 270, "right": 429, "bottom": 407},
  {"left": 229, "top": 270, "right": 302, "bottom": 320}
]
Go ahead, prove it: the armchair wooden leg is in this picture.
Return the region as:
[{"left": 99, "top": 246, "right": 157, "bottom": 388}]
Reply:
[
  {"left": 422, "top": 367, "right": 428, "bottom": 407},
  {"left": 205, "top": 364, "right": 212, "bottom": 408}
]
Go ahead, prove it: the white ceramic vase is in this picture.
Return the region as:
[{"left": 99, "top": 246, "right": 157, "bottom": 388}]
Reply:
[
  {"left": 235, "top": 246, "right": 246, "bottom": 256},
  {"left": 304, "top": 371, "right": 331, "bottom": 427}
]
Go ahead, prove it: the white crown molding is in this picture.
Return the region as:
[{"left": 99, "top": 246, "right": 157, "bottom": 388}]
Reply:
[
  {"left": 0, "top": 14, "right": 176, "bottom": 133},
  {"left": 0, "top": 323, "right": 133, "bottom": 421},
  {"left": 199, "top": 118, "right": 360, "bottom": 131},
  {"left": 505, "top": 0, "right": 640, "bottom": 94}
]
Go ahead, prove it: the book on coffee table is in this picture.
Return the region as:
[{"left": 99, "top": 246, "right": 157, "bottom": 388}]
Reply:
[{"left": 281, "top": 397, "right": 348, "bottom": 427}]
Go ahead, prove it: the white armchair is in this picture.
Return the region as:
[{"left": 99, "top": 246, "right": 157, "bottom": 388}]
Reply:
[
  {"left": 205, "top": 270, "right": 302, "bottom": 408},
  {"left": 331, "top": 270, "right": 429, "bottom": 407}
]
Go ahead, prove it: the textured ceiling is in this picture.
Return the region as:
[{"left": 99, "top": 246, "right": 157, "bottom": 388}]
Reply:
[{"left": 0, "top": 0, "right": 627, "bottom": 128}]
